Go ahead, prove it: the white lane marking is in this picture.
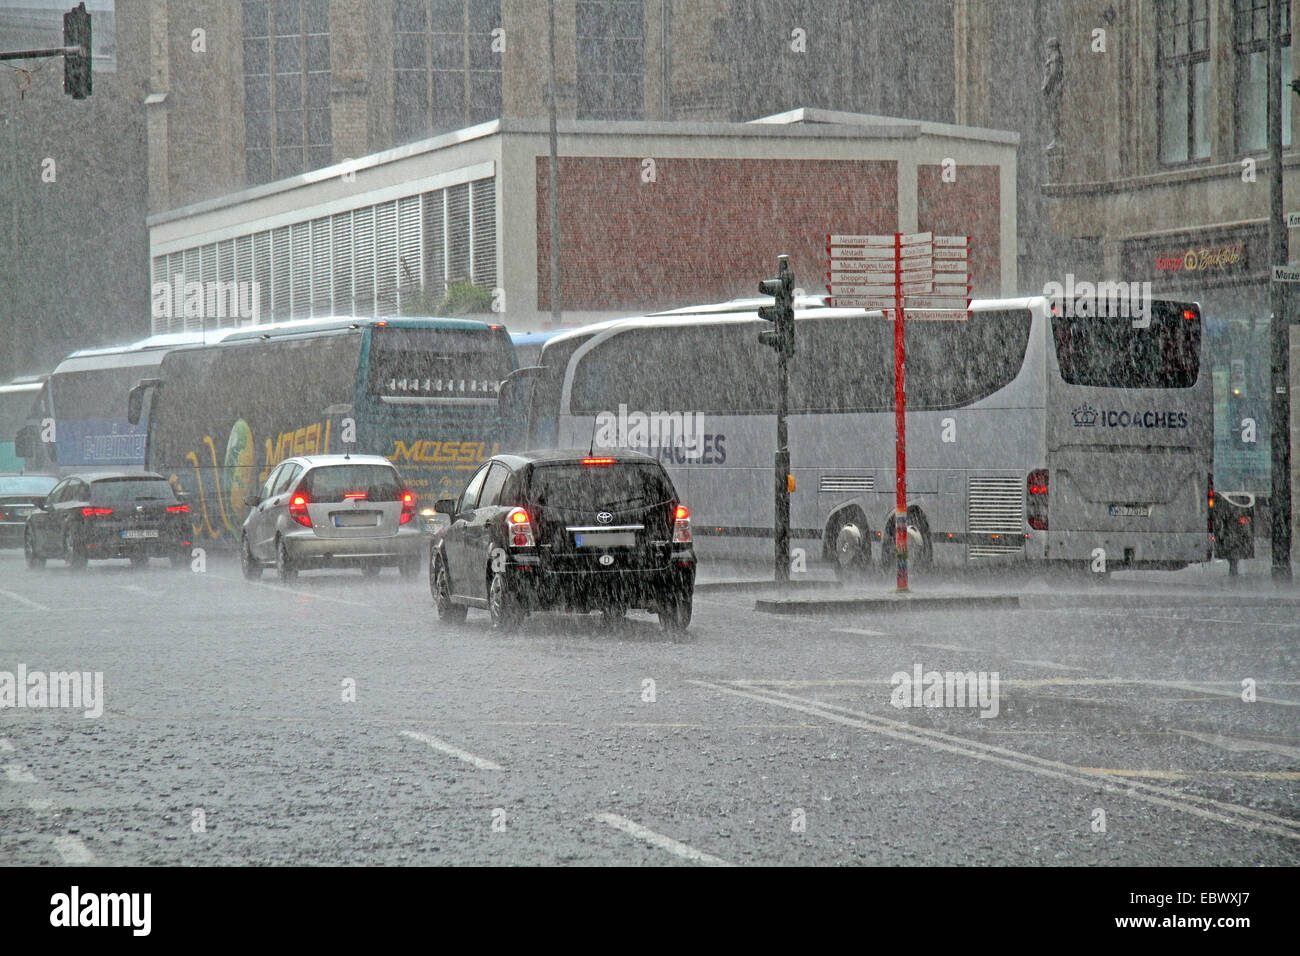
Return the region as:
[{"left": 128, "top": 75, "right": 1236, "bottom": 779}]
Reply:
[
  {"left": 728, "top": 677, "right": 1300, "bottom": 704},
  {"left": 1012, "top": 658, "right": 1086, "bottom": 672},
  {"left": 0, "top": 588, "right": 52, "bottom": 612},
  {"left": 3, "top": 762, "right": 38, "bottom": 783},
  {"left": 691, "top": 680, "right": 1300, "bottom": 842},
  {"left": 915, "top": 643, "right": 977, "bottom": 652},
  {"left": 1138, "top": 615, "right": 1300, "bottom": 628},
  {"left": 116, "top": 584, "right": 149, "bottom": 594},
  {"left": 400, "top": 730, "right": 503, "bottom": 771},
  {"left": 594, "top": 813, "right": 735, "bottom": 867},
  {"left": 835, "top": 628, "right": 887, "bottom": 637},
  {"left": 0, "top": 738, "right": 13, "bottom": 751},
  {"left": 1175, "top": 730, "right": 1300, "bottom": 760},
  {"left": 52, "top": 835, "right": 95, "bottom": 864}
]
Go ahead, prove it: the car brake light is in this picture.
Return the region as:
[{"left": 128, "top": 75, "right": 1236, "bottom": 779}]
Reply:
[
  {"left": 1207, "top": 473, "right": 1214, "bottom": 538},
  {"left": 582, "top": 457, "right": 614, "bottom": 465},
  {"left": 673, "top": 504, "right": 692, "bottom": 544},
  {"left": 344, "top": 491, "right": 367, "bottom": 499},
  {"left": 290, "top": 493, "right": 312, "bottom": 527},
  {"left": 507, "top": 507, "right": 534, "bottom": 547},
  {"left": 1027, "top": 469, "right": 1048, "bottom": 531},
  {"left": 81, "top": 507, "right": 113, "bottom": 517},
  {"left": 166, "top": 504, "right": 189, "bottom": 513},
  {"left": 399, "top": 490, "right": 415, "bottom": 524}
]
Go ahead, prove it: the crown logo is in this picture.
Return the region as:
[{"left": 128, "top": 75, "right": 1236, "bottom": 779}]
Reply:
[{"left": 1072, "top": 403, "right": 1098, "bottom": 427}]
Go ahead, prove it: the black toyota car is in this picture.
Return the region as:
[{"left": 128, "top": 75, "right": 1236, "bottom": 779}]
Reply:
[
  {"left": 429, "top": 450, "right": 695, "bottom": 634},
  {"left": 24, "top": 472, "right": 193, "bottom": 569}
]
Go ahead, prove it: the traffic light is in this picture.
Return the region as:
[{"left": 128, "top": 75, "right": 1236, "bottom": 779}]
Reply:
[
  {"left": 758, "top": 254, "right": 795, "bottom": 355},
  {"left": 63, "top": 3, "right": 91, "bottom": 99}
]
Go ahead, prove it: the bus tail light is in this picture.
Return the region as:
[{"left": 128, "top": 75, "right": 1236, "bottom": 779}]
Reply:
[
  {"left": 1207, "top": 473, "right": 1214, "bottom": 537},
  {"left": 1027, "top": 470, "right": 1048, "bottom": 531},
  {"left": 399, "top": 491, "right": 415, "bottom": 525},
  {"left": 673, "top": 504, "right": 692, "bottom": 544},
  {"left": 289, "top": 494, "right": 312, "bottom": 527},
  {"left": 507, "top": 507, "right": 534, "bottom": 547}
]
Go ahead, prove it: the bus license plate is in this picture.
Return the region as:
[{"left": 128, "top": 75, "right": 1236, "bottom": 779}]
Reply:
[
  {"left": 121, "top": 529, "right": 159, "bottom": 539},
  {"left": 574, "top": 532, "right": 635, "bottom": 548},
  {"left": 1109, "top": 504, "right": 1151, "bottom": 517}
]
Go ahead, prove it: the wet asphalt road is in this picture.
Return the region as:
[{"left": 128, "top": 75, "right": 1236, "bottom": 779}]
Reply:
[{"left": 1, "top": 548, "right": 1297, "bottom": 866}]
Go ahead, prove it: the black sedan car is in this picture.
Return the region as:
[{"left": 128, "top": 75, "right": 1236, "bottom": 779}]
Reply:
[
  {"left": 0, "top": 473, "right": 58, "bottom": 548},
  {"left": 429, "top": 449, "right": 695, "bottom": 634},
  {"left": 24, "top": 472, "right": 193, "bottom": 569}
]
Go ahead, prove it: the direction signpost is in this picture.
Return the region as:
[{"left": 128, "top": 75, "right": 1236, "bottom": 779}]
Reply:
[{"left": 826, "top": 232, "right": 972, "bottom": 592}]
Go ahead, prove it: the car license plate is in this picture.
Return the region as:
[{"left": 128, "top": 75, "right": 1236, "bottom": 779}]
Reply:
[
  {"left": 334, "top": 511, "right": 380, "bottom": 527},
  {"left": 1109, "top": 504, "right": 1151, "bottom": 517},
  {"left": 574, "top": 531, "right": 635, "bottom": 548},
  {"left": 121, "top": 529, "right": 159, "bottom": 539}
]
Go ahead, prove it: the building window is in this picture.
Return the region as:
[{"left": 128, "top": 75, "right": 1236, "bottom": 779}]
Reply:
[
  {"left": 576, "top": 0, "right": 644, "bottom": 120},
  {"left": 1236, "top": 0, "right": 1292, "bottom": 153},
  {"left": 1157, "top": 0, "right": 1211, "bottom": 164},
  {"left": 243, "top": 0, "right": 331, "bottom": 185},
  {"left": 393, "top": 0, "right": 502, "bottom": 145},
  {"left": 150, "top": 177, "right": 497, "bottom": 331}
]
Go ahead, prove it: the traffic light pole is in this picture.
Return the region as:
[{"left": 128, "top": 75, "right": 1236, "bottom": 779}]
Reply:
[{"left": 775, "top": 345, "right": 790, "bottom": 586}]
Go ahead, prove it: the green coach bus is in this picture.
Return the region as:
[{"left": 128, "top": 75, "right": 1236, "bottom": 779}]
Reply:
[{"left": 130, "top": 316, "right": 517, "bottom": 547}]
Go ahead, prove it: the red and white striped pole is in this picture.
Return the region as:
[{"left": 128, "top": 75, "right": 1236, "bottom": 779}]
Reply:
[{"left": 894, "top": 232, "right": 908, "bottom": 592}]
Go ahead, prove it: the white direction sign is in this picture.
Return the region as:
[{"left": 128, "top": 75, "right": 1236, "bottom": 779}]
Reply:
[
  {"left": 899, "top": 243, "right": 932, "bottom": 258},
  {"left": 828, "top": 234, "right": 895, "bottom": 246},
  {"left": 1288, "top": 212, "right": 1300, "bottom": 229},
  {"left": 934, "top": 235, "right": 969, "bottom": 247},
  {"left": 830, "top": 296, "right": 897, "bottom": 309},
  {"left": 1274, "top": 265, "right": 1300, "bottom": 282},
  {"left": 899, "top": 231, "right": 933, "bottom": 245},
  {"left": 828, "top": 259, "right": 900, "bottom": 274},
  {"left": 903, "top": 295, "right": 972, "bottom": 310},
  {"left": 934, "top": 247, "right": 969, "bottom": 259},
  {"left": 828, "top": 245, "right": 896, "bottom": 259}
]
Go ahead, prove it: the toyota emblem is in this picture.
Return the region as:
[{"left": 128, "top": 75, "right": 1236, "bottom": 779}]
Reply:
[
  {"left": 596, "top": 511, "right": 613, "bottom": 524},
  {"left": 599, "top": 554, "right": 614, "bottom": 566}
]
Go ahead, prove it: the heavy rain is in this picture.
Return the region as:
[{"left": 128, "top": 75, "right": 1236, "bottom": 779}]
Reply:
[{"left": 0, "top": 0, "right": 1294, "bottom": 923}]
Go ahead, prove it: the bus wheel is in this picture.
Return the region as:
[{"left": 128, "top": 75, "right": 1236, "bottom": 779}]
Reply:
[
  {"left": 826, "top": 511, "right": 870, "bottom": 580},
  {"left": 880, "top": 510, "right": 933, "bottom": 571}
]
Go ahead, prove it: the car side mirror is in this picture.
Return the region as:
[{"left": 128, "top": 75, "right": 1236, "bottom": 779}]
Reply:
[
  {"left": 433, "top": 498, "right": 457, "bottom": 515},
  {"left": 243, "top": 494, "right": 260, "bottom": 507},
  {"left": 37, "top": 495, "right": 51, "bottom": 511}
]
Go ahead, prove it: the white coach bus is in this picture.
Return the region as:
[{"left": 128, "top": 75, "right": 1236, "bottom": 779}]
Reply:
[{"left": 505, "top": 295, "right": 1211, "bottom": 573}]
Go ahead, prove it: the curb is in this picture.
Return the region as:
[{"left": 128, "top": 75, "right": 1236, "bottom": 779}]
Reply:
[{"left": 754, "top": 594, "right": 1021, "bottom": 614}]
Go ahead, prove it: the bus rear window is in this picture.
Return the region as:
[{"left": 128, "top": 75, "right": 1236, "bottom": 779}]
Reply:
[
  {"left": 1052, "top": 302, "right": 1201, "bottom": 389},
  {"left": 367, "top": 327, "right": 514, "bottom": 400}
]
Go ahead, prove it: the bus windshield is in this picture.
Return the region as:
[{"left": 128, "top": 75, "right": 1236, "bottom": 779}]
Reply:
[
  {"left": 1052, "top": 302, "right": 1201, "bottom": 389},
  {"left": 366, "top": 327, "right": 514, "bottom": 402}
]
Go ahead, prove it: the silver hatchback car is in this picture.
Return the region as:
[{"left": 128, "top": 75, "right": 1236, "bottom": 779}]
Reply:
[{"left": 240, "top": 454, "right": 423, "bottom": 581}]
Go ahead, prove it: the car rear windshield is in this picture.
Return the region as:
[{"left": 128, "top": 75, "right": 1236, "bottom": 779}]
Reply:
[
  {"left": 1052, "top": 301, "right": 1201, "bottom": 389},
  {"left": 90, "top": 478, "right": 176, "bottom": 502},
  {"left": 301, "top": 464, "right": 402, "bottom": 501},
  {"left": 526, "top": 462, "right": 675, "bottom": 511}
]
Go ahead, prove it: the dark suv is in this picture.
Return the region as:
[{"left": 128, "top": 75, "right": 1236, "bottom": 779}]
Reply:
[
  {"left": 429, "top": 450, "right": 695, "bottom": 633},
  {"left": 24, "top": 472, "right": 192, "bottom": 569}
]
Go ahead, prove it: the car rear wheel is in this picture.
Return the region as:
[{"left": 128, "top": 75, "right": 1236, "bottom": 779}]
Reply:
[
  {"left": 488, "top": 570, "right": 523, "bottom": 631},
  {"left": 658, "top": 590, "right": 692, "bottom": 637},
  {"left": 64, "top": 528, "right": 87, "bottom": 570},
  {"left": 275, "top": 536, "right": 297, "bottom": 583},
  {"left": 432, "top": 554, "right": 467, "bottom": 623},
  {"left": 24, "top": 529, "right": 44, "bottom": 569},
  {"left": 241, "top": 535, "right": 262, "bottom": 580}
]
